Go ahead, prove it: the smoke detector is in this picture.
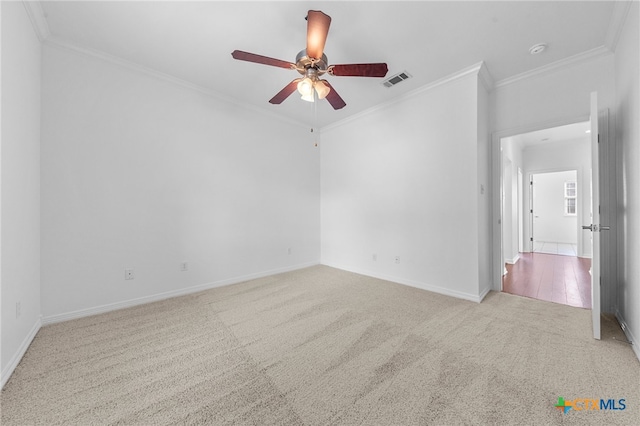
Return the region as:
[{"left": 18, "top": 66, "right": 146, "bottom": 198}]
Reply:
[{"left": 529, "top": 43, "right": 547, "bottom": 55}]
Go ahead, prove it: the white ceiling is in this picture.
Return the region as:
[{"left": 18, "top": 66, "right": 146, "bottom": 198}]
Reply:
[{"left": 36, "top": 1, "right": 619, "bottom": 128}]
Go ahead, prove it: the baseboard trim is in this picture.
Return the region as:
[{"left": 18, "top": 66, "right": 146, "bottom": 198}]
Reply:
[
  {"left": 615, "top": 309, "right": 639, "bottom": 362},
  {"left": 323, "top": 262, "right": 485, "bottom": 303},
  {"left": 1, "top": 317, "right": 42, "bottom": 390},
  {"left": 505, "top": 254, "right": 520, "bottom": 265},
  {"left": 478, "top": 286, "right": 492, "bottom": 302},
  {"left": 42, "top": 262, "right": 319, "bottom": 325}
]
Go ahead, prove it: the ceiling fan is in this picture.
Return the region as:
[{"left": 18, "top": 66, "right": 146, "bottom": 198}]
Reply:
[{"left": 231, "top": 10, "right": 388, "bottom": 110}]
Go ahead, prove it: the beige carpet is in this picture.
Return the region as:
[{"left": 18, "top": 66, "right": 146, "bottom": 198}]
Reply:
[{"left": 1, "top": 265, "right": 638, "bottom": 425}]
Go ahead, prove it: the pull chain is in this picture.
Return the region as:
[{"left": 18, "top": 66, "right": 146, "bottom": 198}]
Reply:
[{"left": 312, "top": 89, "right": 318, "bottom": 147}]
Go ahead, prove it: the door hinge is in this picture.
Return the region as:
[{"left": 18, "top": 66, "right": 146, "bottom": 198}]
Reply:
[
  {"left": 530, "top": 237, "right": 533, "bottom": 242},
  {"left": 530, "top": 209, "right": 533, "bottom": 213},
  {"left": 598, "top": 134, "right": 600, "bottom": 144}
]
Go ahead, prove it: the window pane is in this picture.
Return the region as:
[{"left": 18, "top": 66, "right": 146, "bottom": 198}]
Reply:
[
  {"left": 567, "top": 198, "right": 576, "bottom": 214},
  {"left": 565, "top": 182, "right": 576, "bottom": 197}
]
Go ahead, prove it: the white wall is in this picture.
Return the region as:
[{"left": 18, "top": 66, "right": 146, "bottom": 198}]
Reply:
[
  {"left": 531, "top": 170, "right": 578, "bottom": 245},
  {"left": 40, "top": 45, "right": 320, "bottom": 320},
  {"left": 321, "top": 70, "right": 487, "bottom": 302},
  {"left": 1, "top": 2, "right": 42, "bottom": 387},
  {"left": 493, "top": 54, "right": 615, "bottom": 132},
  {"left": 523, "top": 138, "right": 591, "bottom": 256},
  {"left": 614, "top": 2, "right": 640, "bottom": 360}
]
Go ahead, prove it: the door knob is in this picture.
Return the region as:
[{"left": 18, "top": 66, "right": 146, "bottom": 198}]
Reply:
[{"left": 582, "top": 224, "right": 610, "bottom": 232}]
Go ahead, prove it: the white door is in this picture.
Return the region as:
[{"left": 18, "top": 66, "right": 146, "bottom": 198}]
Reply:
[{"left": 585, "top": 92, "right": 601, "bottom": 340}]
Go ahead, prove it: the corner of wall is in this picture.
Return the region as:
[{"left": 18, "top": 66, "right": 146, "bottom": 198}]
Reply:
[
  {"left": 1, "top": 0, "right": 43, "bottom": 389},
  {"left": 0, "top": 317, "right": 41, "bottom": 389},
  {"left": 477, "top": 66, "right": 494, "bottom": 297},
  {"left": 615, "top": 310, "right": 640, "bottom": 362},
  {"left": 22, "top": 1, "right": 51, "bottom": 42}
]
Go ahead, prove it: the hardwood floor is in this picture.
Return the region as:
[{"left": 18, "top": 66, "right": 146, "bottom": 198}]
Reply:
[{"left": 502, "top": 252, "right": 592, "bottom": 309}]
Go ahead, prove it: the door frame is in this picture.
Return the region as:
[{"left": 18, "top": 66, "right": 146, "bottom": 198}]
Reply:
[
  {"left": 518, "top": 167, "right": 523, "bottom": 253},
  {"left": 491, "top": 115, "right": 590, "bottom": 292}
]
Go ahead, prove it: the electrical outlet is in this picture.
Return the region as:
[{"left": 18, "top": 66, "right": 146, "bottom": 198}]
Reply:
[
  {"left": 180, "top": 262, "right": 188, "bottom": 272},
  {"left": 372, "top": 253, "right": 377, "bottom": 261},
  {"left": 395, "top": 256, "right": 400, "bottom": 264},
  {"left": 125, "top": 268, "right": 135, "bottom": 280}
]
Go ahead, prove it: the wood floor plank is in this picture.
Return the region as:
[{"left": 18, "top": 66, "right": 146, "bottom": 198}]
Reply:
[{"left": 502, "top": 252, "right": 591, "bottom": 309}]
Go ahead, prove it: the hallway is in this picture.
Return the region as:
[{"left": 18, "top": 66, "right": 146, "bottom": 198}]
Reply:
[{"left": 502, "top": 252, "right": 591, "bottom": 309}]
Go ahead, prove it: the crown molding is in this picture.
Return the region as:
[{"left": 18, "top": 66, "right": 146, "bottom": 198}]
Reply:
[
  {"left": 43, "top": 36, "right": 309, "bottom": 129},
  {"left": 605, "top": 0, "right": 634, "bottom": 52},
  {"left": 494, "top": 46, "right": 613, "bottom": 89},
  {"left": 477, "top": 61, "right": 494, "bottom": 92},
  {"left": 322, "top": 61, "right": 487, "bottom": 132},
  {"left": 22, "top": 1, "right": 50, "bottom": 42}
]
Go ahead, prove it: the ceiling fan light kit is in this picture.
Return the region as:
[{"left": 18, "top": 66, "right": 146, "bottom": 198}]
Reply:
[
  {"left": 315, "top": 80, "right": 330, "bottom": 99},
  {"left": 296, "top": 67, "right": 330, "bottom": 102},
  {"left": 231, "top": 10, "right": 388, "bottom": 110}
]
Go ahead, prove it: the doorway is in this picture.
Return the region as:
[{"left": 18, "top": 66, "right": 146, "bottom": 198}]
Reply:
[
  {"left": 499, "top": 121, "right": 592, "bottom": 308},
  {"left": 530, "top": 170, "right": 578, "bottom": 256}
]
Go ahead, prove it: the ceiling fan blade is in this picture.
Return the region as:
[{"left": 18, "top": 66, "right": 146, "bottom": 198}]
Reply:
[
  {"left": 269, "top": 79, "right": 301, "bottom": 104},
  {"left": 231, "top": 50, "right": 294, "bottom": 69},
  {"left": 306, "top": 10, "right": 331, "bottom": 59},
  {"left": 330, "top": 63, "right": 389, "bottom": 77},
  {"left": 322, "top": 81, "right": 346, "bottom": 110}
]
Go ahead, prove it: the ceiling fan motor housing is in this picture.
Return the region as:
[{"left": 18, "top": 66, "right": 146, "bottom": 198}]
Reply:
[{"left": 295, "top": 49, "right": 328, "bottom": 75}]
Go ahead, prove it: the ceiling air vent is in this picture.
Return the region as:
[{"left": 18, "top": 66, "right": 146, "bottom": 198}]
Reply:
[{"left": 382, "top": 71, "right": 412, "bottom": 88}]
